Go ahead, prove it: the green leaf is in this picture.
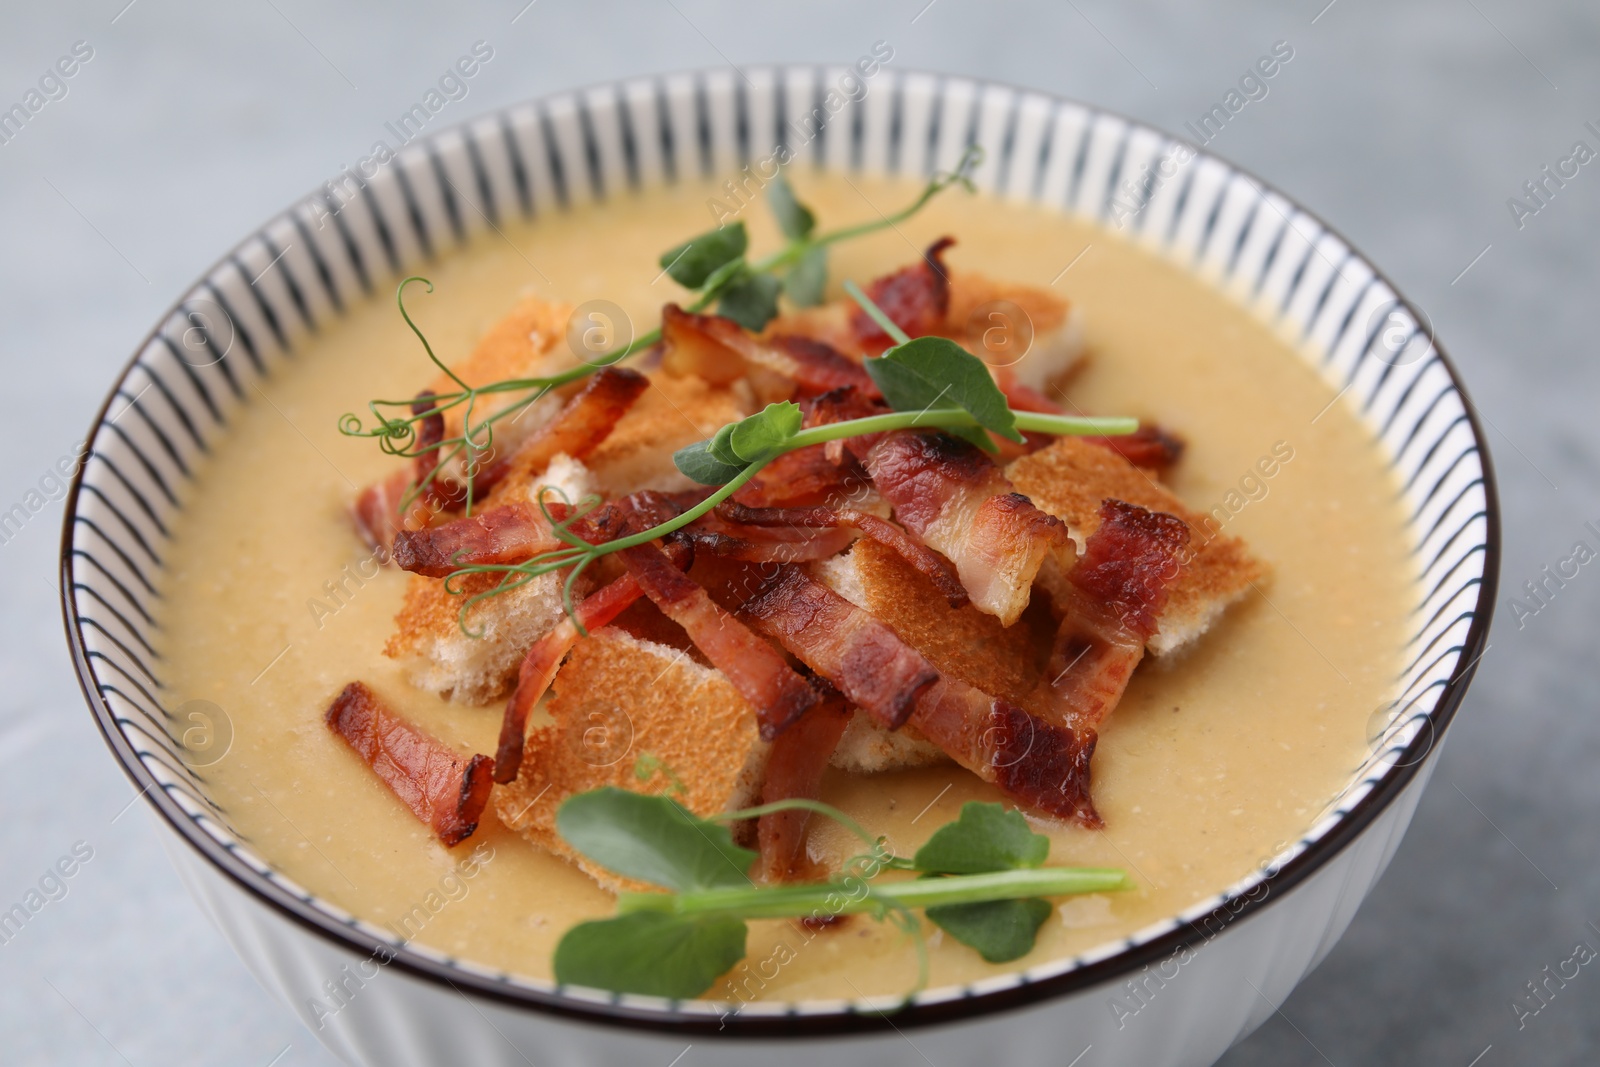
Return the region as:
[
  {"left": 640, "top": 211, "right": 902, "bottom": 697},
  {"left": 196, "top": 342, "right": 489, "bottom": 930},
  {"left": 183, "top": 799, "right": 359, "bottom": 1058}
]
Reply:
[
  {"left": 717, "top": 271, "right": 783, "bottom": 331},
  {"left": 912, "top": 802, "right": 1050, "bottom": 875},
  {"left": 660, "top": 224, "right": 749, "bottom": 289},
  {"left": 865, "top": 337, "right": 1023, "bottom": 448},
  {"left": 728, "top": 401, "right": 803, "bottom": 461},
  {"left": 708, "top": 423, "right": 741, "bottom": 465},
  {"left": 766, "top": 173, "right": 816, "bottom": 240},
  {"left": 556, "top": 787, "right": 756, "bottom": 891},
  {"left": 784, "top": 245, "right": 828, "bottom": 307},
  {"left": 925, "top": 897, "right": 1052, "bottom": 964},
  {"left": 554, "top": 912, "right": 747, "bottom": 998},
  {"left": 673, "top": 441, "right": 748, "bottom": 486}
]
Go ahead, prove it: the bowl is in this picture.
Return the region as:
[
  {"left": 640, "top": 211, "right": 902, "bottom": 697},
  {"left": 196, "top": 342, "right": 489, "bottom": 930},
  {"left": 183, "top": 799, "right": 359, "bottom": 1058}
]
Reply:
[{"left": 60, "top": 66, "right": 1498, "bottom": 1067}]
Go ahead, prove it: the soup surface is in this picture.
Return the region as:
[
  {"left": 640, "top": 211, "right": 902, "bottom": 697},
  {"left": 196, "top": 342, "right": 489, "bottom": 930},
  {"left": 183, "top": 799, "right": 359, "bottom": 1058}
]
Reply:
[{"left": 158, "top": 173, "right": 1413, "bottom": 1000}]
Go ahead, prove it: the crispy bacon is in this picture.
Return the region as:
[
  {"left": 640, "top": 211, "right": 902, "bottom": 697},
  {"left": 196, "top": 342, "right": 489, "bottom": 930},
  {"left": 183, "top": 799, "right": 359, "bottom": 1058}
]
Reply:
[
  {"left": 732, "top": 445, "right": 871, "bottom": 508},
  {"left": 325, "top": 682, "right": 494, "bottom": 846},
  {"left": 1086, "top": 426, "right": 1186, "bottom": 471},
  {"left": 852, "top": 237, "right": 956, "bottom": 353},
  {"left": 392, "top": 501, "right": 563, "bottom": 578},
  {"left": 493, "top": 569, "right": 653, "bottom": 782},
  {"left": 863, "top": 431, "right": 1069, "bottom": 625},
  {"left": 741, "top": 566, "right": 938, "bottom": 730},
  {"left": 481, "top": 366, "right": 648, "bottom": 494},
  {"left": 765, "top": 335, "right": 879, "bottom": 396},
  {"left": 743, "top": 567, "right": 1101, "bottom": 826},
  {"left": 676, "top": 525, "right": 857, "bottom": 564},
  {"left": 660, "top": 304, "right": 877, "bottom": 397},
  {"left": 352, "top": 470, "right": 432, "bottom": 556},
  {"left": 1037, "top": 500, "right": 1189, "bottom": 732},
  {"left": 904, "top": 679, "right": 1101, "bottom": 827},
  {"left": 757, "top": 683, "right": 852, "bottom": 882},
  {"left": 716, "top": 502, "right": 967, "bottom": 608},
  {"left": 412, "top": 390, "right": 470, "bottom": 510},
  {"left": 619, "top": 542, "right": 818, "bottom": 739}
]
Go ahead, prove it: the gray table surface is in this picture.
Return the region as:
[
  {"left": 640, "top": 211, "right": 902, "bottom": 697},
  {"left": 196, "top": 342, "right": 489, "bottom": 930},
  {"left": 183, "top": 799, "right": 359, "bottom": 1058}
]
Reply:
[{"left": 2, "top": 1, "right": 1595, "bottom": 1064}]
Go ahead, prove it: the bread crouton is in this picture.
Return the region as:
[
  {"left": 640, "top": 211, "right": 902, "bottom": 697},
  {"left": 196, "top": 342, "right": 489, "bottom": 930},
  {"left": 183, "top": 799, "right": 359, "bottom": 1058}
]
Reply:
[
  {"left": 581, "top": 371, "right": 751, "bottom": 495},
  {"left": 1006, "top": 438, "right": 1269, "bottom": 656},
  {"left": 384, "top": 457, "right": 595, "bottom": 704},
  {"left": 493, "top": 627, "right": 766, "bottom": 890}
]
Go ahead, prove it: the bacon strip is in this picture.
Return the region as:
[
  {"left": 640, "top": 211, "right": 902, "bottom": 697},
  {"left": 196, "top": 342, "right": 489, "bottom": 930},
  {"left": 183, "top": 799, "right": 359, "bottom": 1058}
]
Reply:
[
  {"left": 392, "top": 500, "right": 565, "bottom": 578},
  {"left": 493, "top": 569, "right": 652, "bottom": 782},
  {"left": 1085, "top": 427, "right": 1186, "bottom": 471},
  {"left": 325, "top": 682, "right": 494, "bottom": 846},
  {"left": 352, "top": 470, "right": 432, "bottom": 556},
  {"left": 412, "top": 390, "right": 470, "bottom": 509},
  {"left": 716, "top": 502, "right": 967, "bottom": 608},
  {"left": 676, "top": 526, "right": 857, "bottom": 564},
  {"left": 1038, "top": 500, "right": 1189, "bottom": 732},
  {"left": 907, "top": 679, "right": 1101, "bottom": 828},
  {"left": 732, "top": 445, "right": 870, "bottom": 507},
  {"left": 851, "top": 237, "right": 955, "bottom": 352},
  {"left": 619, "top": 542, "right": 818, "bottom": 740},
  {"left": 743, "top": 567, "right": 1101, "bottom": 826},
  {"left": 660, "top": 304, "right": 877, "bottom": 396},
  {"left": 741, "top": 566, "right": 938, "bottom": 730},
  {"left": 864, "top": 431, "right": 1069, "bottom": 625},
  {"left": 757, "top": 683, "right": 852, "bottom": 882},
  {"left": 479, "top": 366, "right": 648, "bottom": 494}
]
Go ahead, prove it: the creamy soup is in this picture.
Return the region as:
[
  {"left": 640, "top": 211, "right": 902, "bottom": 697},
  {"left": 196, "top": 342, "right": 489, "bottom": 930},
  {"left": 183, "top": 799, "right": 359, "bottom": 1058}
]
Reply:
[{"left": 158, "top": 174, "right": 1413, "bottom": 1000}]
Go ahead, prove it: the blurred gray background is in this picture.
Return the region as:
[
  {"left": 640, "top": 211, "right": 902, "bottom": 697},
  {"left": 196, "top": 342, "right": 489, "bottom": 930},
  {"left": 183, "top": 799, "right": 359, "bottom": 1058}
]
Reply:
[{"left": 1, "top": 1, "right": 1596, "bottom": 1064}]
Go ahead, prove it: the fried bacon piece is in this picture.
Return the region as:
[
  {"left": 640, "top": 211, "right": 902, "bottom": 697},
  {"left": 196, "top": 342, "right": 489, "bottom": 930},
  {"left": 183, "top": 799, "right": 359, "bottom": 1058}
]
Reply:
[
  {"left": 757, "top": 683, "right": 853, "bottom": 882},
  {"left": 411, "top": 390, "right": 470, "bottom": 510},
  {"left": 479, "top": 366, "right": 649, "bottom": 498},
  {"left": 851, "top": 237, "right": 955, "bottom": 352},
  {"left": 493, "top": 568, "right": 653, "bottom": 782},
  {"left": 619, "top": 541, "right": 818, "bottom": 740},
  {"left": 743, "top": 567, "right": 1101, "bottom": 826},
  {"left": 1085, "top": 426, "right": 1186, "bottom": 471},
  {"left": 1038, "top": 500, "right": 1189, "bottom": 732},
  {"left": 908, "top": 679, "right": 1101, "bottom": 828},
  {"left": 998, "top": 379, "right": 1185, "bottom": 471},
  {"left": 676, "top": 525, "right": 857, "bottom": 564},
  {"left": 352, "top": 470, "right": 433, "bottom": 556},
  {"left": 660, "top": 304, "right": 877, "bottom": 397},
  {"left": 741, "top": 565, "right": 938, "bottom": 730},
  {"left": 716, "top": 501, "right": 967, "bottom": 608},
  {"left": 325, "top": 682, "right": 494, "bottom": 846},
  {"left": 864, "top": 431, "right": 1070, "bottom": 625},
  {"left": 392, "top": 500, "right": 565, "bottom": 578},
  {"left": 732, "top": 444, "right": 870, "bottom": 507}
]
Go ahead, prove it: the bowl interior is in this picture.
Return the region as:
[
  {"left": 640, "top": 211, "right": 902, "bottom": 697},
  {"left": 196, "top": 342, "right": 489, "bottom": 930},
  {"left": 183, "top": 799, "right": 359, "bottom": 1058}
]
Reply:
[{"left": 62, "top": 66, "right": 1495, "bottom": 1029}]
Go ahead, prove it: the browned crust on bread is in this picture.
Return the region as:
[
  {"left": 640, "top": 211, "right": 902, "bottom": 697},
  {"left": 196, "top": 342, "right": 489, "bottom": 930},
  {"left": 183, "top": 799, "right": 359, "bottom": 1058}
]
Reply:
[
  {"left": 833, "top": 538, "right": 1056, "bottom": 715},
  {"left": 434, "top": 294, "right": 573, "bottom": 398},
  {"left": 1006, "top": 438, "right": 1269, "bottom": 651},
  {"left": 492, "top": 628, "right": 764, "bottom": 890},
  {"left": 579, "top": 372, "right": 750, "bottom": 495}
]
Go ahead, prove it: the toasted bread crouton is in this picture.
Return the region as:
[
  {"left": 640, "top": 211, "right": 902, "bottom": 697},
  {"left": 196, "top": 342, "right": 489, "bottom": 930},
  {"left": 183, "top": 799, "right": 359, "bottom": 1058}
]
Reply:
[
  {"left": 944, "top": 273, "right": 1085, "bottom": 393},
  {"left": 384, "top": 457, "right": 595, "bottom": 704},
  {"left": 1006, "top": 438, "right": 1269, "bottom": 656},
  {"left": 581, "top": 371, "right": 752, "bottom": 495},
  {"left": 431, "top": 293, "right": 576, "bottom": 441},
  {"left": 493, "top": 627, "right": 766, "bottom": 890}
]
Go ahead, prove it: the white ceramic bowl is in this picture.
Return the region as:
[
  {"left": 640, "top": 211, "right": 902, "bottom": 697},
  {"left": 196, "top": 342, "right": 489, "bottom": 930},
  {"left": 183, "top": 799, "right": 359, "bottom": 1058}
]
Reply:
[{"left": 62, "top": 67, "right": 1498, "bottom": 1067}]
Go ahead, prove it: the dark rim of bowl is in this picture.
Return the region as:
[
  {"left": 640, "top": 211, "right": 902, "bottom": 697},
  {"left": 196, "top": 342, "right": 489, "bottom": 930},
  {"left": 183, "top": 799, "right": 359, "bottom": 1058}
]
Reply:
[{"left": 59, "top": 71, "right": 1499, "bottom": 1038}]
